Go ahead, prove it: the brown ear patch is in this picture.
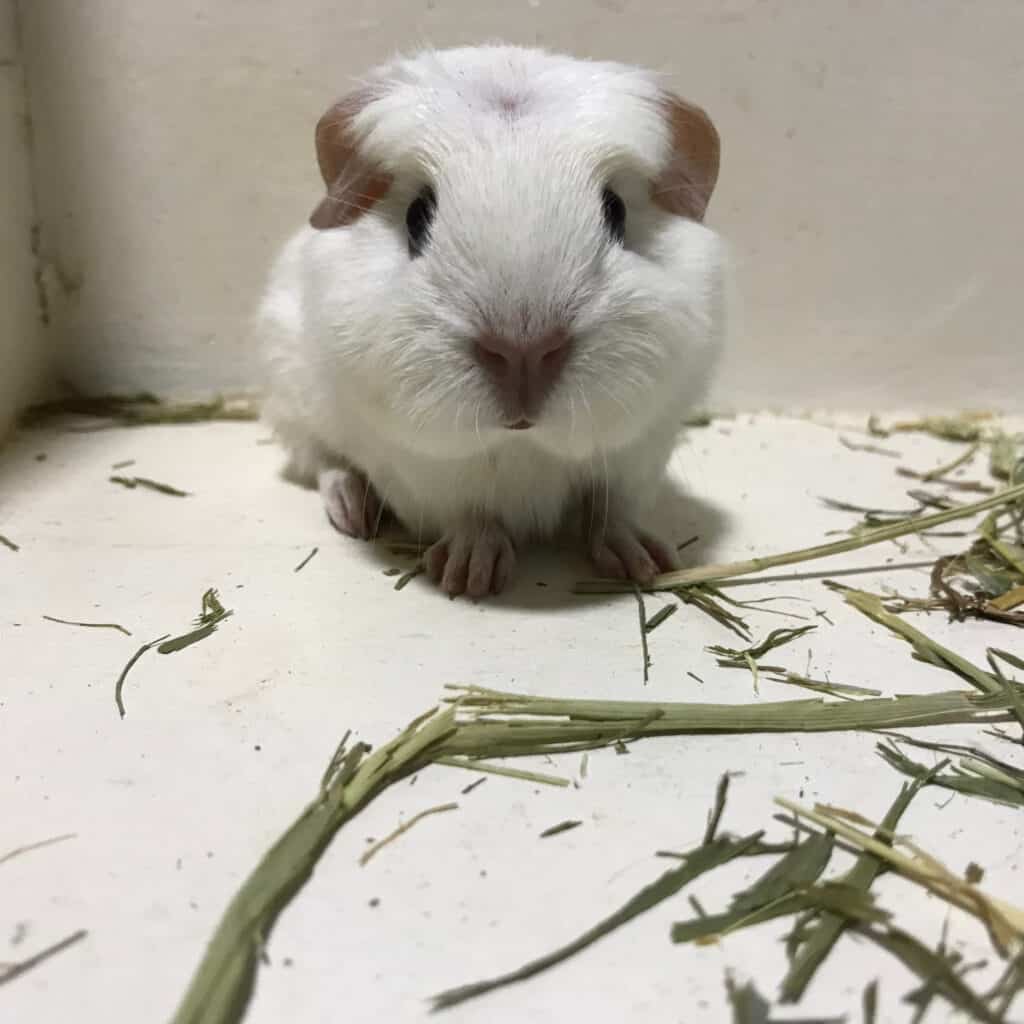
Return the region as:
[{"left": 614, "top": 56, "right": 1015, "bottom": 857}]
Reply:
[
  {"left": 309, "top": 91, "right": 393, "bottom": 230},
  {"left": 651, "top": 94, "right": 720, "bottom": 222}
]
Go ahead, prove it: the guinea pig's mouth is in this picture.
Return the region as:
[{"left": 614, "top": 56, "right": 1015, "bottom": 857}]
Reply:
[{"left": 505, "top": 418, "right": 534, "bottom": 431}]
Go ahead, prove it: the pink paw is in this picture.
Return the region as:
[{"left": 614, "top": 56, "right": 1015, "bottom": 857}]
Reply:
[
  {"left": 424, "top": 522, "right": 516, "bottom": 598},
  {"left": 318, "top": 468, "right": 383, "bottom": 540},
  {"left": 588, "top": 522, "right": 678, "bottom": 585}
]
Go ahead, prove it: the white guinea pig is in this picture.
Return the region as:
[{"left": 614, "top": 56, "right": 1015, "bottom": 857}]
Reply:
[{"left": 259, "top": 44, "right": 727, "bottom": 597}]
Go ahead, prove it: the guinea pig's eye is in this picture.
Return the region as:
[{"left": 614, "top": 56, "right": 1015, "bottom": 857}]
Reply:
[
  {"left": 601, "top": 188, "right": 626, "bottom": 244},
  {"left": 406, "top": 186, "right": 437, "bottom": 258}
]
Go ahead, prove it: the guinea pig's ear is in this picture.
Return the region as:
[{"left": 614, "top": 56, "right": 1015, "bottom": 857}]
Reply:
[
  {"left": 651, "top": 95, "right": 720, "bottom": 222},
  {"left": 309, "top": 91, "right": 392, "bottom": 230}
]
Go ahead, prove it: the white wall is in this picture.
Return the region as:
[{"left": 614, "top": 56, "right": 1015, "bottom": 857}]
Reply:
[
  {"left": 0, "top": 0, "right": 47, "bottom": 438},
  {"left": 19, "top": 1, "right": 1024, "bottom": 409}
]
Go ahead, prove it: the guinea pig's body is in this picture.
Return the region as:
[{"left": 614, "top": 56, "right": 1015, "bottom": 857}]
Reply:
[{"left": 259, "top": 45, "right": 727, "bottom": 596}]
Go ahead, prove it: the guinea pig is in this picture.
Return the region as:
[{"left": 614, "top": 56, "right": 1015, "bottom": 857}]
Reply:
[{"left": 259, "top": 44, "right": 727, "bottom": 598}]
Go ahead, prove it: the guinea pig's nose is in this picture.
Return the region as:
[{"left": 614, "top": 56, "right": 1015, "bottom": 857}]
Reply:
[{"left": 474, "top": 329, "right": 571, "bottom": 415}]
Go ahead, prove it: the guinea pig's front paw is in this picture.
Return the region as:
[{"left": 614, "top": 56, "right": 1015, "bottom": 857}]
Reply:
[
  {"left": 587, "top": 521, "right": 679, "bottom": 586},
  {"left": 424, "top": 522, "right": 516, "bottom": 599},
  {"left": 318, "top": 467, "right": 384, "bottom": 540}
]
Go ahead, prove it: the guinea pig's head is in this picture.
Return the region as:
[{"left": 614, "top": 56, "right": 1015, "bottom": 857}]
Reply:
[{"left": 308, "top": 46, "right": 726, "bottom": 460}]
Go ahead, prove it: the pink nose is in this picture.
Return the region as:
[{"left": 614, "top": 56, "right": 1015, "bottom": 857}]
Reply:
[{"left": 473, "top": 328, "right": 571, "bottom": 420}]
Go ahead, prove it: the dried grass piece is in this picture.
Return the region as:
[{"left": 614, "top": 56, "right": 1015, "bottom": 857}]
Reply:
[
  {"left": 675, "top": 584, "right": 752, "bottom": 640},
  {"left": 0, "top": 832, "right": 77, "bottom": 867},
  {"left": 293, "top": 547, "right": 318, "bottom": 573},
  {"left": 539, "top": 820, "right": 582, "bottom": 838},
  {"left": 171, "top": 705, "right": 457, "bottom": 1024},
  {"left": 22, "top": 391, "right": 259, "bottom": 428},
  {"left": 157, "top": 588, "right": 233, "bottom": 655},
  {"left": 359, "top": 803, "right": 458, "bottom": 866},
  {"left": 43, "top": 614, "right": 131, "bottom": 636},
  {"left": 775, "top": 798, "right": 1024, "bottom": 955},
  {"left": 839, "top": 436, "right": 901, "bottom": 458},
  {"left": 0, "top": 930, "right": 87, "bottom": 988},
  {"left": 110, "top": 475, "right": 190, "bottom": 497},
  {"left": 671, "top": 832, "right": 834, "bottom": 945},
  {"left": 765, "top": 672, "right": 882, "bottom": 700},
  {"left": 430, "top": 822, "right": 763, "bottom": 1009},
  {"left": 878, "top": 743, "right": 1024, "bottom": 808},
  {"left": 857, "top": 927, "right": 1003, "bottom": 1024},
  {"left": 643, "top": 603, "right": 678, "bottom": 633},
  {"left": 433, "top": 756, "right": 570, "bottom": 788},
  {"left": 724, "top": 972, "right": 845, "bottom": 1024},
  {"left": 835, "top": 586, "right": 1007, "bottom": 696},
  {"left": 114, "top": 635, "right": 171, "bottom": 719},
  {"left": 779, "top": 772, "right": 941, "bottom": 1003},
  {"left": 439, "top": 685, "right": 1017, "bottom": 760},
  {"left": 708, "top": 626, "right": 818, "bottom": 690},
  {"left": 576, "top": 483, "right": 1024, "bottom": 594},
  {"left": 905, "top": 441, "right": 981, "bottom": 483},
  {"left": 869, "top": 412, "right": 993, "bottom": 443},
  {"left": 0, "top": 534, "right": 18, "bottom": 552},
  {"left": 633, "top": 586, "right": 652, "bottom": 683}
]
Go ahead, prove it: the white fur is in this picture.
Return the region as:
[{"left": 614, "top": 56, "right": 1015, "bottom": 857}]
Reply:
[{"left": 259, "top": 45, "right": 727, "bottom": 542}]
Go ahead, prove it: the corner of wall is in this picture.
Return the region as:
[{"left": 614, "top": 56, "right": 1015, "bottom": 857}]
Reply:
[{"left": 0, "top": 0, "right": 53, "bottom": 442}]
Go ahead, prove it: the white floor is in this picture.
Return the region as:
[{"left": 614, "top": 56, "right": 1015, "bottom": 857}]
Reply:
[{"left": 2, "top": 413, "right": 1021, "bottom": 1024}]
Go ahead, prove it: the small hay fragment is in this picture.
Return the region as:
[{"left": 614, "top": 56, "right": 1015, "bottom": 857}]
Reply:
[
  {"left": 0, "top": 930, "right": 88, "bottom": 988},
  {"left": 779, "top": 774, "right": 936, "bottom": 1003},
  {"left": 157, "top": 588, "right": 233, "bottom": 655},
  {"left": 862, "top": 979, "right": 878, "bottom": 1024},
  {"left": 359, "top": 802, "right": 458, "bottom": 866},
  {"left": 724, "top": 972, "right": 844, "bottom": 1024},
  {"left": 906, "top": 441, "right": 981, "bottom": 483},
  {"left": 990, "top": 433, "right": 1022, "bottom": 481},
  {"left": 869, "top": 412, "right": 992, "bottom": 443},
  {"left": 839, "top": 436, "right": 901, "bottom": 458},
  {"left": 430, "top": 824, "right": 763, "bottom": 1011},
  {"left": 576, "top": 482, "right": 1024, "bottom": 594},
  {"left": 22, "top": 391, "right": 260, "bottom": 428},
  {"left": 395, "top": 566, "right": 425, "bottom": 591},
  {"left": 539, "top": 820, "right": 582, "bottom": 839},
  {"left": 643, "top": 602, "right": 678, "bottom": 633},
  {"left": 986, "top": 951, "right": 1024, "bottom": 1019},
  {"left": 765, "top": 672, "right": 882, "bottom": 700},
  {"left": 708, "top": 627, "right": 818, "bottom": 685},
  {"left": 111, "top": 459, "right": 136, "bottom": 470},
  {"left": 775, "top": 797, "right": 1024, "bottom": 955},
  {"left": 675, "top": 584, "right": 751, "bottom": 640},
  {"left": 671, "top": 832, "right": 834, "bottom": 945},
  {"left": 293, "top": 547, "right": 318, "bottom": 573},
  {"left": 460, "top": 778, "right": 486, "bottom": 796},
  {"left": 835, "top": 585, "right": 1007, "bottom": 696},
  {"left": 990, "top": 585, "right": 1024, "bottom": 611},
  {"left": 633, "top": 586, "right": 652, "bottom": 683},
  {"left": 433, "top": 756, "right": 570, "bottom": 788},
  {"left": 856, "top": 927, "right": 1002, "bottom": 1024},
  {"left": 0, "top": 534, "right": 18, "bottom": 552},
  {"left": 43, "top": 614, "right": 131, "bottom": 636},
  {"left": 109, "top": 475, "right": 190, "bottom": 497},
  {"left": 877, "top": 742, "right": 1024, "bottom": 809},
  {"left": 704, "top": 772, "right": 731, "bottom": 844},
  {"left": 158, "top": 624, "right": 218, "bottom": 654},
  {"left": 171, "top": 705, "right": 457, "bottom": 1024},
  {"left": 114, "top": 635, "right": 171, "bottom": 719},
  {"left": 0, "top": 832, "right": 77, "bottom": 867}
]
